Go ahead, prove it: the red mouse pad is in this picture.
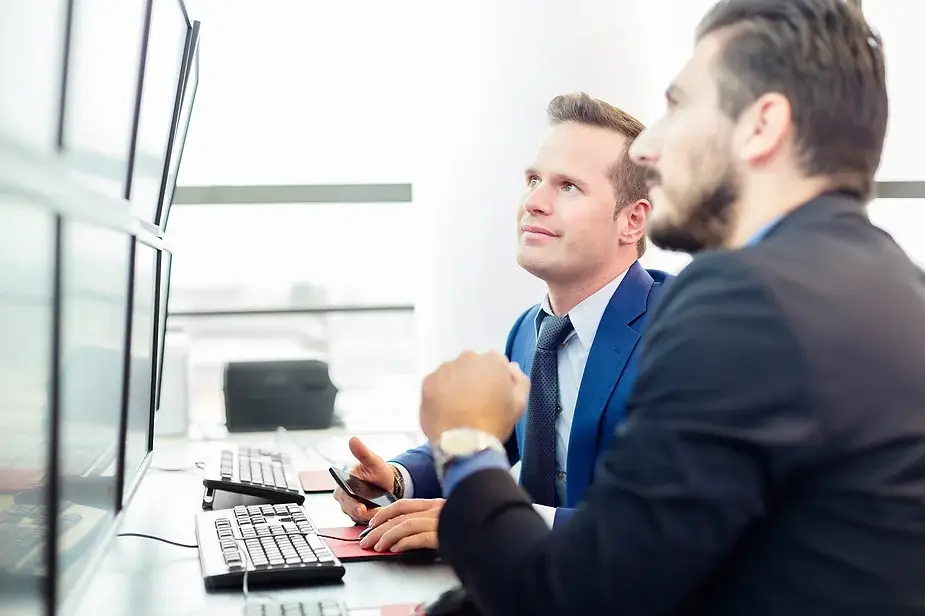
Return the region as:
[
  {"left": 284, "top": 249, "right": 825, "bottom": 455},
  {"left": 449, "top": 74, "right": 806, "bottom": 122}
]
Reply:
[
  {"left": 316, "top": 526, "right": 438, "bottom": 563},
  {"left": 299, "top": 470, "right": 338, "bottom": 493}
]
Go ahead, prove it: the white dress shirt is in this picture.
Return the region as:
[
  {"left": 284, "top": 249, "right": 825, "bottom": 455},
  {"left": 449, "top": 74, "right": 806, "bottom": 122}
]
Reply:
[{"left": 396, "top": 270, "right": 628, "bottom": 528}]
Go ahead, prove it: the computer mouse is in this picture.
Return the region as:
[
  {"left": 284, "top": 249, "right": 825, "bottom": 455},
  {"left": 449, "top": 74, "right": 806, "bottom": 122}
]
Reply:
[
  {"left": 423, "top": 586, "right": 481, "bottom": 616},
  {"left": 358, "top": 526, "right": 373, "bottom": 540}
]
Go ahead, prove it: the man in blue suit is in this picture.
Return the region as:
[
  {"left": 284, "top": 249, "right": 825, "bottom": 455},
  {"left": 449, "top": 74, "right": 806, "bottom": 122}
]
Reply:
[{"left": 333, "top": 92, "right": 673, "bottom": 551}]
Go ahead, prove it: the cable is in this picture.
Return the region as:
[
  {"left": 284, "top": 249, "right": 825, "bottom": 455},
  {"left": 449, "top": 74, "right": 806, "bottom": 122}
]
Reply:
[
  {"left": 116, "top": 532, "right": 198, "bottom": 549},
  {"left": 149, "top": 461, "right": 205, "bottom": 472},
  {"left": 317, "top": 534, "right": 360, "bottom": 543}
]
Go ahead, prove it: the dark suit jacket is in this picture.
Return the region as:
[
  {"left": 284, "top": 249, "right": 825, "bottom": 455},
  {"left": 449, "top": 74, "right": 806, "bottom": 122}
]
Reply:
[
  {"left": 439, "top": 192, "right": 925, "bottom": 615},
  {"left": 393, "top": 262, "right": 672, "bottom": 522}
]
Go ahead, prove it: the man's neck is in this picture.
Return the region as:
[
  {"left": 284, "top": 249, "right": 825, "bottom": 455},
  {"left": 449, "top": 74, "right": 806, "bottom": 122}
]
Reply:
[
  {"left": 546, "top": 261, "right": 633, "bottom": 316},
  {"left": 728, "top": 175, "right": 837, "bottom": 248}
]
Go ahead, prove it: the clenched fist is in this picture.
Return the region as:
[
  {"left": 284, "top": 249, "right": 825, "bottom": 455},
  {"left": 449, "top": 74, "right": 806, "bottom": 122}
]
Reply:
[{"left": 420, "top": 351, "right": 530, "bottom": 443}]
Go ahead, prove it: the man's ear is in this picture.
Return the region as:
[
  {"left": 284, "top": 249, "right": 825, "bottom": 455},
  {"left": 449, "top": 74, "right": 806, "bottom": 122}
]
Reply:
[
  {"left": 620, "top": 199, "right": 650, "bottom": 246},
  {"left": 734, "top": 92, "right": 791, "bottom": 166}
]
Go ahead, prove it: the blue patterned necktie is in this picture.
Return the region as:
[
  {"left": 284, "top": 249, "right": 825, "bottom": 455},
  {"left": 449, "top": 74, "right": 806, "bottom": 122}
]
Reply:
[{"left": 520, "top": 313, "right": 573, "bottom": 506}]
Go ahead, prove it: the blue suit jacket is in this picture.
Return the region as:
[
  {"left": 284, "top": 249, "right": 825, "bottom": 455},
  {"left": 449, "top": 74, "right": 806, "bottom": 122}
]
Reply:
[{"left": 392, "top": 261, "right": 673, "bottom": 525}]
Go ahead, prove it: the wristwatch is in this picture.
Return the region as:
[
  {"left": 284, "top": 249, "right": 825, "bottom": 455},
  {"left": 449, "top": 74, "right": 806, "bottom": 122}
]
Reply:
[{"left": 433, "top": 428, "right": 506, "bottom": 481}]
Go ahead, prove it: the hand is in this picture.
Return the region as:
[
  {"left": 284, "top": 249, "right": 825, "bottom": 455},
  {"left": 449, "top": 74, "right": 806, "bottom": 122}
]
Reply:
[
  {"left": 332, "top": 437, "right": 395, "bottom": 524},
  {"left": 359, "top": 498, "right": 444, "bottom": 552},
  {"left": 420, "top": 351, "right": 530, "bottom": 442}
]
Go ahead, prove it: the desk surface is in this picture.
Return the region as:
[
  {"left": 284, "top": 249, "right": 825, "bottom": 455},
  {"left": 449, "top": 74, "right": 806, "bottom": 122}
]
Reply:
[{"left": 73, "top": 431, "right": 458, "bottom": 615}]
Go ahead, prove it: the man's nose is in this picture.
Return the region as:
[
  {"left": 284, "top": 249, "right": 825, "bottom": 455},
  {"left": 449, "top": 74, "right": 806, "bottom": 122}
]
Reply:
[
  {"left": 524, "top": 184, "right": 553, "bottom": 215},
  {"left": 629, "top": 127, "right": 660, "bottom": 167}
]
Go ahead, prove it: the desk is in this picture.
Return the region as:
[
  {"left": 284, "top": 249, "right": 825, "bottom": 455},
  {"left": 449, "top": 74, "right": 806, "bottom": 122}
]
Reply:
[{"left": 73, "top": 432, "right": 458, "bottom": 615}]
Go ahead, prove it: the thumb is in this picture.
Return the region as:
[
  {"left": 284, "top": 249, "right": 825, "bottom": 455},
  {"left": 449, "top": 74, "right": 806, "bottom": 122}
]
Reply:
[
  {"left": 509, "top": 362, "right": 530, "bottom": 413},
  {"left": 348, "top": 436, "right": 383, "bottom": 468}
]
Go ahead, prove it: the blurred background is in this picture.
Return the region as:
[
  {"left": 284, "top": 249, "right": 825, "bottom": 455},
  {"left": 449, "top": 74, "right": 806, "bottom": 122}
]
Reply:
[{"left": 150, "top": 0, "right": 924, "bottom": 436}]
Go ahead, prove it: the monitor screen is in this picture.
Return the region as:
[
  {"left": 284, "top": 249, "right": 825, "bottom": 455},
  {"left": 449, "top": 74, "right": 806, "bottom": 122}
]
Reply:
[
  {"left": 61, "top": 0, "right": 148, "bottom": 199},
  {"left": 127, "top": 0, "right": 189, "bottom": 220},
  {"left": 157, "top": 22, "right": 199, "bottom": 231},
  {"left": 154, "top": 249, "right": 173, "bottom": 412},
  {"left": 56, "top": 220, "right": 131, "bottom": 610},
  {"left": 0, "top": 1, "right": 68, "bottom": 153},
  {"left": 0, "top": 200, "right": 56, "bottom": 614},
  {"left": 121, "top": 240, "right": 157, "bottom": 504}
]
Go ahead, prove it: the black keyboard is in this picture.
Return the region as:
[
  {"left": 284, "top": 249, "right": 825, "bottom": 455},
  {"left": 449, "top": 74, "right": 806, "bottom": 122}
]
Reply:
[
  {"left": 203, "top": 446, "right": 305, "bottom": 505},
  {"left": 195, "top": 503, "right": 345, "bottom": 590},
  {"left": 245, "top": 599, "right": 347, "bottom": 616}
]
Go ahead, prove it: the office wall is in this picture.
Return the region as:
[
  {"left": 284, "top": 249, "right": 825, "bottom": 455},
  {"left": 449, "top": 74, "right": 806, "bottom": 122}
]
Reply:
[
  {"left": 865, "top": 0, "right": 925, "bottom": 182},
  {"left": 412, "top": 0, "right": 711, "bottom": 373},
  {"left": 178, "top": 0, "right": 420, "bottom": 186}
]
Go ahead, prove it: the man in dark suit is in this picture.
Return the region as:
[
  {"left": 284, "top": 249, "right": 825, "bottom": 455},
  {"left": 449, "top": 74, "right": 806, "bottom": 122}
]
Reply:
[
  {"left": 334, "top": 95, "right": 673, "bottom": 551},
  {"left": 418, "top": 1, "right": 925, "bottom": 614}
]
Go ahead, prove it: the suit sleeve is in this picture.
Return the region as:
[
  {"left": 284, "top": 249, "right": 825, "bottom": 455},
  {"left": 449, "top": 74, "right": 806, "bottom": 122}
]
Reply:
[
  {"left": 438, "top": 254, "right": 818, "bottom": 615},
  {"left": 389, "top": 310, "right": 531, "bottom": 498}
]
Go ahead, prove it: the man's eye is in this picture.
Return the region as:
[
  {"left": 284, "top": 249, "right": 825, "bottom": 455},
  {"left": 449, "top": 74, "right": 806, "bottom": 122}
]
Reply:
[
  {"left": 527, "top": 176, "right": 541, "bottom": 188},
  {"left": 562, "top": 183, "right": 577, "bottom": 192}
]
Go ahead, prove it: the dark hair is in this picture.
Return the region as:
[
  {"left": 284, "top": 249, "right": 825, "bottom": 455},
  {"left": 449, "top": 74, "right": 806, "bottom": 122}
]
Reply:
[
  {"left": 697, "top": 0, "right": 887, "bottom": 199},
  {"left": 547, "top": 93, "right": 649, "bottom": 257}
]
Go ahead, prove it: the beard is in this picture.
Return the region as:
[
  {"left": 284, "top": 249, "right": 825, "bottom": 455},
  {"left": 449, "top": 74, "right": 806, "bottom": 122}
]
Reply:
[{"left": 648, "top": 163, "right": 740, "bottom": 254}]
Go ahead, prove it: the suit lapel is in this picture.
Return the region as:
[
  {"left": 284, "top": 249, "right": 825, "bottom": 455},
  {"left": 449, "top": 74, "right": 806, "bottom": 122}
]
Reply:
[
  {"left": 512, "top": 306, "right": 540, "bottom": 456},
  {"left": 565, "top": 262, "right": 653, "bottom": 506}
]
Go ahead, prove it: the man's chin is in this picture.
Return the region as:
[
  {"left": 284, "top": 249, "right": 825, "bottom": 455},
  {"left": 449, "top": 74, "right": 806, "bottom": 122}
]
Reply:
[{"left": 516, "top": 251, "right": 553, "bottom": 280}]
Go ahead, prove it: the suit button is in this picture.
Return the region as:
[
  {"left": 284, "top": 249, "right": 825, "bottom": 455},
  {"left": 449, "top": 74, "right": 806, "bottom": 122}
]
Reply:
[
  {"left": 555, "top": 404, "right": 562, "bottom": 417},
  {"left": 556, "top": 470, "right": 566, "bottom": 481}
]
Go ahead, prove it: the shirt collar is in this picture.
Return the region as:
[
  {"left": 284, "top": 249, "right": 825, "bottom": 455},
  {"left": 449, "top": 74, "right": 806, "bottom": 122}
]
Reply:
[
  {"left": 535, "top": 269, "right": 628, "bottom": 350},
  {"left": 748, "top": 214, "right": 785, "bottom": 246}
]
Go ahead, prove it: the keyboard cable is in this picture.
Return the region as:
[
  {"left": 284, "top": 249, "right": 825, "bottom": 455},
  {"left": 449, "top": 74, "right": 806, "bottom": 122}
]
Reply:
[
  {"left": 115, "top": 532, "right": 198, "bottom": 549},
  {"left": 148, "top": 461, "right": 205, "bottom": 473}
]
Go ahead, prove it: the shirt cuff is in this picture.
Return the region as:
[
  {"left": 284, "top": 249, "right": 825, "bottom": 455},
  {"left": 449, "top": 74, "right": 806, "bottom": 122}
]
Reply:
[
  {"left": 441, "top": 449, "right": 509, "bottom": 498},
  {"left": 389, "top": 462, "right": 414, "bottom": 499},
  {"left": 532, "top": 504, "right": 556, "bottom": 528}
]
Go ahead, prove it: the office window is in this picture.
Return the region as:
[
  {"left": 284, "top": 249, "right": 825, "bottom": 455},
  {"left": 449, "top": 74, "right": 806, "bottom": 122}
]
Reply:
[
  {"left": 864, "top": 1, "right": 925, "bottom": 180},
  {"left": 167, "top": 203, "right": 419, "bottom": 309},
  {"left": 867, "top": 198, "right": 925, "bottom": 266},
  {"left": 166, "top": 202, "right": 419, "bottom": 432},
  {"left": 639, "top": 243, "right": 691, "bottom": 275}
]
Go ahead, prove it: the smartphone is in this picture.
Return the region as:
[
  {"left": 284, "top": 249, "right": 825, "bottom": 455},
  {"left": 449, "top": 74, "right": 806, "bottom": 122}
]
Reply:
[{"left": 329, "top": 467, "right": 398, "bottom": 509}]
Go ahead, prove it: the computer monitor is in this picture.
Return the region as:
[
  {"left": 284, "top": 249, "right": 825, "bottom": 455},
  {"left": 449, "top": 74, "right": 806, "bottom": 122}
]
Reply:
[
  {"left": 119, "top": 239, "right": 159, "bottom": 505},
  {"left": 55, "top": 220, "right": 132, "bottom": 613},
  {"left": 126, "top": 0, "right": 190, "bottom": 221},
  {"left": 153, "top": 249, "right": 173, "bottom": 413},
  {"left": 0, "top": 2, "right": 68, "bottom": 153},
  {"left": 60, "top": 0, "right": 149, "bottom": 199},
  {"left": 156, "top": 20, "right": 200, "bottom": 231},
  {"left": 0, "top": 199, "right": 57, "bottom": 613}
]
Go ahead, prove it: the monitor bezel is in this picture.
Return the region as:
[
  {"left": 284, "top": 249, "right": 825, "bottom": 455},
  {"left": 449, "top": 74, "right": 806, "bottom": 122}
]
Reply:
[
  {"left": 152, "top": 248, "right": 173, "bottom": 414},
  {"left": 154, "top": 14, "right": 195, "bottom": 229},
  {"left": 157, "top": 19, "right": 200, "bottom": 232},
  {"left": 125, "top": 0, "right": 190, "bottom": 213},
  {"left": 115, "top": 233, "right": 163, "bottom": 511}
]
